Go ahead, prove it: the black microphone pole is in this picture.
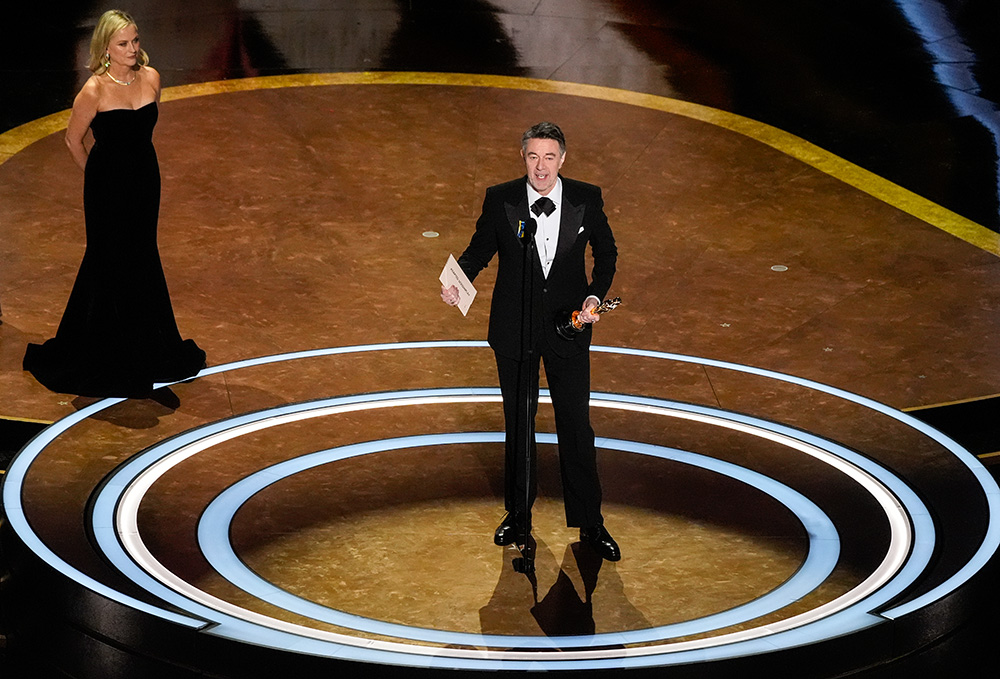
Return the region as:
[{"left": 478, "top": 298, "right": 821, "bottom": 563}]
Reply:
[{"left": 514, "top": 217, "right": 537, "bottom": 575}]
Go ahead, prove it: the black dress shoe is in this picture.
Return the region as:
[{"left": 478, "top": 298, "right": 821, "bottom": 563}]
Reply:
[
  {"left": 580, "top": 524, "right": 621, "bottom": 561},
  {"left": 494, "top": 512, "right": 527, "bottom": 546}
]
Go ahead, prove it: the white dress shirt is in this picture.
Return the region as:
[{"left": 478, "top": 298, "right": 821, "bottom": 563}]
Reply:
[{"left": 527, "top": 178, "right": 562, "bottom": 278}]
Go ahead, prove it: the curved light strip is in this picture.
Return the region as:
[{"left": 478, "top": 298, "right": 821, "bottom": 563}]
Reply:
[
  {"left": 95, "top": 387, "right": 918, "bottom": 666},
  {"left": 4, "top": 341, "right": 995, "bottom": 668},
  {"left": 175, "top": 337, "right": 992, "bottom": 617},
  {"left": 193, "top": 429, "right": 839, "bottom": 648},
  {"left": 587, "top": 345, "right": 999, "bottom": 618},
  {"left": 1, "top": 397, "right": 208, "bottom": 629}
]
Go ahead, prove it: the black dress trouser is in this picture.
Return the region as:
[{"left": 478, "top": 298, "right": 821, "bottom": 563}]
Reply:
[{"left": 494, "top": 343, "right": 603, "bottom": 528}]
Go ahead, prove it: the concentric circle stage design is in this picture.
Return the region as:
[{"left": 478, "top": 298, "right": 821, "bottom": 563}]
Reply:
[
  {"left": 2, "top": 74, "right": 999, "bottom": 677},
  {"left": 4, "top": 341, "right": 998, "bottom": 676}
]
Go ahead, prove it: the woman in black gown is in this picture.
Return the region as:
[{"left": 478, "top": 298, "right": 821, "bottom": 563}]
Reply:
[{"left": 24, "top": 10, "right": 205, "bottom": 398}]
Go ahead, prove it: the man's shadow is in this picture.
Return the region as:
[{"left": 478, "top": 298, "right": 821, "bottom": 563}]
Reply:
[
  {"left": 479, "top": 539, "right": 650, "bottom": 644},
  {"left": 530, "top": 542, "right": 601, "bottom": 637}
]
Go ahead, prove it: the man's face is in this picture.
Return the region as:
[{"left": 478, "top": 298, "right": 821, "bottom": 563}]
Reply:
[{"left": 522, "top": 138, "right": 565, "bottom": 196}]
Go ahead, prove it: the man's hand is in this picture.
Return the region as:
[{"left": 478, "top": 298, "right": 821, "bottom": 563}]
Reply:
[
  {"left": 577, "top": 296, "right": 602, "bottom": 324},
  {"left": 441, "top": 285, "right": 460, "bottom": 306}
]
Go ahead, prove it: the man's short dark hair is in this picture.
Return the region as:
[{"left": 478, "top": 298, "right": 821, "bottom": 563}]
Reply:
[{"left": 522, "top": 122, "right": 566, "bottom": 155}]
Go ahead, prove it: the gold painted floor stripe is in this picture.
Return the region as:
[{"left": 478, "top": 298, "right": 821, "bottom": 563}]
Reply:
[
  {"left": 0, "top": 415, "right": 55, "bottom": 425},
  {"left": 2, "top": 71, "right": 996, "bottom": 256},
  {"left": 903, "top": 393, "right": 1000, "bottom": 411}
]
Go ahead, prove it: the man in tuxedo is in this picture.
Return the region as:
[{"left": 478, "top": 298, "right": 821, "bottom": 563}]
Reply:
[{"left": 441, "top": 122, "right": 620, "bottom": 561}]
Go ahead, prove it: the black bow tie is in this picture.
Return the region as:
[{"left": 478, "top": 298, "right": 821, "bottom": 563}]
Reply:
[{"left": 531, "top": 196, "right": 556, "bottom": 217}]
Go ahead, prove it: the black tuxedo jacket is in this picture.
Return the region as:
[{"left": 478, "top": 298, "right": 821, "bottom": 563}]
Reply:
[{"left": 458, "top": 176, "right": 617, "bottom": 360}]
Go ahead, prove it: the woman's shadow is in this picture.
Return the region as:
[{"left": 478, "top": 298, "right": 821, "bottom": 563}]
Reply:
[{"left": 72, "top": 386, "right": 181, "bottom": 429}]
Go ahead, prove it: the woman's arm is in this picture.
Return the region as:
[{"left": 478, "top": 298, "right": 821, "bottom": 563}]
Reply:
[{"left": 65, "top": 79, "right": 100, "bottom": 171}]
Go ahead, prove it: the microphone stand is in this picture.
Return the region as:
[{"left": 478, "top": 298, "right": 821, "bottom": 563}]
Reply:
[{"left": 513, "top": 218, "right": 537, "bottom": 575}]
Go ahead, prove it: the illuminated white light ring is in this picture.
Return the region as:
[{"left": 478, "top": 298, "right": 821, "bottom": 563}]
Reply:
[
  {"left": 1, "top": 398, "right": 208, "bottom": 628},
  {"left": 189, "top": 429, "right": 839, "bottom": 648},
  {"left": 95, "top": 387, "right": 919, "bottom": 666},
  {"left": 588, "top": 345, "right": 999, "bottom": 618},
  {"left": 593, "top": 397, "right": 915, "bottom": 590},
  {"left": 146, "top": 335, "right": 1000, "bottom": 608},
  {"left": 3, "top": 341, "right": 993, "bottom": 668}
]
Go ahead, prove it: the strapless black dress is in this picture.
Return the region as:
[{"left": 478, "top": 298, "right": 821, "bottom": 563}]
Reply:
[{"left": 24, "top": 102, "right": 205, "bottom": 398}]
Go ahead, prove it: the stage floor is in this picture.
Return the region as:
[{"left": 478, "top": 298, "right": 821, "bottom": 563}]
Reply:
[{"left": 2, "top": 74, "right": 999, "bottom": 676}]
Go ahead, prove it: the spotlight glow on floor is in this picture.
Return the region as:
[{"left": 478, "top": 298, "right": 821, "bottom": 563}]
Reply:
[{"left": 5, "top": 342, "right": 997, "bottom": 671}]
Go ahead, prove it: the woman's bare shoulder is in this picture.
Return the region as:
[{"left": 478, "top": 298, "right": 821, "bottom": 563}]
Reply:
[
  {"left": 142, "top": 65, "right": 161, "bottom": 85},
  {"left": 73, "top": 76, "right": 103, "bottom": 109}
]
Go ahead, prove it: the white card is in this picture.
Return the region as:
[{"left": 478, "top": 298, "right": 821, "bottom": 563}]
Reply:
[{"left": 439, "top": 254, "right": 477, "bottom": 316}]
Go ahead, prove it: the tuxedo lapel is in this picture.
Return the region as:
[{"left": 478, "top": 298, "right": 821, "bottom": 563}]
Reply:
[
  {"left": 504, "top": 180, "right": 530, "bottom": 239},
  {"left": 555, "top": 186, "right": 585, "bottom": 264}
]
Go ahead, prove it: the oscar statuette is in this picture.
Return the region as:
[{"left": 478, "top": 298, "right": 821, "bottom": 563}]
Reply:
[{"left": 555, "top": 297, "right": 621, "bottom": 340}]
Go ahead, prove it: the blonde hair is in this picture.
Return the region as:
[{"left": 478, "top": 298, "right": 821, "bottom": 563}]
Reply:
[{"left": 88, "top": 9, "right": 149, "bottom": 74}]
